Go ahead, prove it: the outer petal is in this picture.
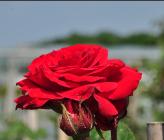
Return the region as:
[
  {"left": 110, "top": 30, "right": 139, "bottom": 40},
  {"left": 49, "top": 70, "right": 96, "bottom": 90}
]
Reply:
[
  {"left": 23, "top": 98, "right": 48, "bottom": 109},
  {"left": 108, "top": 66, "right": 142, "bottom": 100},
  {"left": 94, "top": 94, "right": 118, "bottom": 117},
  {"left": 25, "top": 70, "right": 64, "bottom": 91},
  {"left": 15, "top": 95, "right": 48, "bottom": 109},
  {"left": 16, "top": 79, "right": 35, "bottom": 93},
  {"left": 26, "top": 67, "right": 77, "bottom": 90},
  {"left": 112, "top": 98, "right": 129, "bottom": 119},
  {"left": 28, "top": 88, "right": 62, "bottom": 99},
  {"left": 112, "top": 98, "right": 129, "bottom": 113},
  {"left": 88, "top": 59, "right": 125, "bottom": 77},
  {"left": 16, "top": 79, "right": 63, "bottom": 100},
  {"left": 95, "top": 113, "right": 114, "bottom": 131},
  {"left": 28, "top": 50, "right": 58, "bottom": 73},
  {"left": 95, "top": 99, "right": 129, "bottom": 131},
  {"left": 93, "top": 82, "right": 117, "bottom": 93}
]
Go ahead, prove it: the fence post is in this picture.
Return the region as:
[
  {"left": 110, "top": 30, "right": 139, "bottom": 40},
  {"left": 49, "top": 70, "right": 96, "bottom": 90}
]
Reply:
[{"left": 147, "top": 122, "right": 164, "bottom": 140}]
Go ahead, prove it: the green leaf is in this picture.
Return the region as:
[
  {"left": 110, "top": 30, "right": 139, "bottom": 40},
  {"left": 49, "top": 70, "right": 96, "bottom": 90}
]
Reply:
[
  {"left": 95, "top": 127, "right": 105, "bottom": 140},
  {"left": 117, "top": 122, "right": 135, "bottom": 140},
  {"left": 90, "top": 121, "right": 135, "bottom": 140}
]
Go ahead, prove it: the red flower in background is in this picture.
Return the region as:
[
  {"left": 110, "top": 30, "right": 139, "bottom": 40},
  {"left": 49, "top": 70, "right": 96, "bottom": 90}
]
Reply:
[{"left": 15, "top": 44, "right": 142, "bottom": 131}]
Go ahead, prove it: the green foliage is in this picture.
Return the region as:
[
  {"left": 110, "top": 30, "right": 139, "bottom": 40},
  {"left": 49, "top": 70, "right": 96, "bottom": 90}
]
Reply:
[
  {"left": 140, "top": 53, "right": 164, "bottom": 101},
  {"left": 90, "top": 121, "right": 135, "bottom": 140},
  {"left": 0, "top": 118, "right": 47, "bottom": 140},
  {"left": 122, "top": 33, "right": 157, "bottom": 46},
  {"left": 90, "top": 127, "right": 109, "bottom": 140},
  {"left": 139, "top": 43, "right": 164, "bottom": 136},
  {"left": 95, "top": 32, "right": 121, "bottom": 45},
  {"left": 38, "top": 32, "right": 158, "bottom": 47},
  {"left": 0, "top": 85, "right": 6, "bottom": 97},
  {"left": 153, "top": 109, "right": 164, "bottom": 121},
  {"left": 117, "top": 122, "right": 135, "bottom": 140},
  {"left": 65, "top": 33, "right": 97, "bottom": 45}
]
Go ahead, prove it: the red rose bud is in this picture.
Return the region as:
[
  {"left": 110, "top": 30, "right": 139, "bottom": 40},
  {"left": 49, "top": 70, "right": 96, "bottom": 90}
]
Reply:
[{"left": 59, "top": 101, "right": 93, "bottom": 137}]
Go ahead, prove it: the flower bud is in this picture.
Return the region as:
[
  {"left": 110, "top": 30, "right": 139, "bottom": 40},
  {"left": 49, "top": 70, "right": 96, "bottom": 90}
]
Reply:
[{"left": 59, "top": 100, "right": 93, "bottom": 136}]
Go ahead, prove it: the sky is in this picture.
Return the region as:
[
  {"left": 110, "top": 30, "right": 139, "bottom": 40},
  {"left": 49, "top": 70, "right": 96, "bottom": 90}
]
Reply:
[{"left": 0, "top": 1, "right": 164, "bottom": 47}]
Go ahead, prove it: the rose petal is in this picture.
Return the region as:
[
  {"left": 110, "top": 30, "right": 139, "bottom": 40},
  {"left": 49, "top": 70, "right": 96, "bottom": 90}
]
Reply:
[
  {"left": 54, "top": 66, "right": 100, "bottom": 76},
  {"left": 23, "top": 98, "right": 48, "bottom": 109},
  {"left": 43, "top": 67, "right": 78, "bottom": 88},
  {"left": 112, "top": 98, "right": 129, "bottom": 113},
  {"left": 16, "top": 79, "right": 35, "bottom": 93},
  {"left": 95, "top": 113, "right": 114, "bottom": 131},
  {"left": 17, "top": 79, "right": 63, "bottom": 99},
  {"left": 94, "top": 94, "right": 118, "bottom": 117},
  {"left": 88, "top": 59, "right": 125, "bottom": 77},
  {"left": 25, "top": 70, "right": 62, "bottom": 90},
  {"left": 28, "top": 88, "right": 62, "bottom": 99},
  {"left": 60, "top": 73, "right": 105, "bottom": 83},
  {"left": 60, "top": 82, "right": 117, "bottom": 101},
  {"left": 28, "top": 50, "right": 58, "bottom": 72},
  {"left": 94, "top": 82, "right": 117, "bottom": 93},
  {"left": 108, "top": 66, "right": 142, "bottom": 100},
  {"left": 15, "top": 95, "right": 48, "bottom": 109},
  {"left": 78, "top": 44, "right": 108, "bottom": 67},
  {"left": 89, "top": 45, "right": 108, "bottom": 67},
  {"left": 60, "top": 85, "right": 94, "bottom": 101}
]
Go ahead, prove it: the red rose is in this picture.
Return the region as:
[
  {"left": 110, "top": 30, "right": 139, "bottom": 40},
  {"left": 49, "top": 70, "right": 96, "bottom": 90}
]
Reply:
[{"left": 15, "top": 44, "right": 142, "bottom": 130}]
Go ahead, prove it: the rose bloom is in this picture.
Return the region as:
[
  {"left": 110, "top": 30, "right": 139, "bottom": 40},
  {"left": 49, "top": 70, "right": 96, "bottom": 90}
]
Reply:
[{"left": 15, "top": 44, "right": 142, "bottom": 131}]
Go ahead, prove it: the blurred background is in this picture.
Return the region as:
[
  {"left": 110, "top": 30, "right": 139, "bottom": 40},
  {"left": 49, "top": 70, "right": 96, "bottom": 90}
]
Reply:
[{"left": 0, "top": 1, "right": 164, "bottom": 140}]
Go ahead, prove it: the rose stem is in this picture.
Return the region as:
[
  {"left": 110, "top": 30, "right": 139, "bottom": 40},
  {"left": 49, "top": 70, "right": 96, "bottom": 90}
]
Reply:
[
  {"left": 73, "top": 133, "right": 90, "bottom": 140},
  {"left": 111, "top": 127, "right": 117, "bottom": 140}
]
